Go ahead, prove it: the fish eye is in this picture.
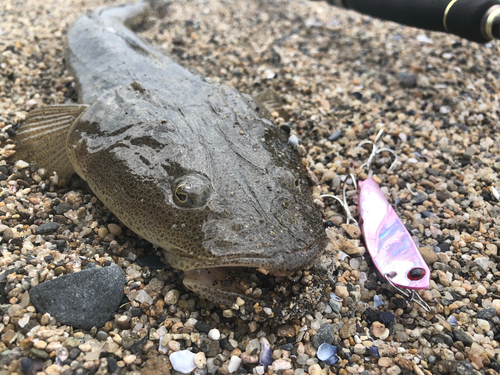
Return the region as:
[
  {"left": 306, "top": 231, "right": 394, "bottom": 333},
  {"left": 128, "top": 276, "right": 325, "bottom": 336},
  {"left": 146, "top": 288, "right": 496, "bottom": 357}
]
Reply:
[
  {"left": 408, "top": 267, "right": 426, "bottom": 281},
  {"left": 173, "top": 174, "right": 211, "bottom": 208}
]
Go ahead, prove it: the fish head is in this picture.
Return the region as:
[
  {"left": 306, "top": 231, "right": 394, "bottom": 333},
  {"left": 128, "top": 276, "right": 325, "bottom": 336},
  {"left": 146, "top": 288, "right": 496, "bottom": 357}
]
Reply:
[{"left": 67, "top": 83, "right": 328, "bottom": 307}]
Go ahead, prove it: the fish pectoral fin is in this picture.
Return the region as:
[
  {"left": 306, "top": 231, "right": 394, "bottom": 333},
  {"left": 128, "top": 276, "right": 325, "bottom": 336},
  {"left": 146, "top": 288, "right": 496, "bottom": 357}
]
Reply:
[
  {"left": 252, "top": 89, "right": 290, "bottom": 121},
  {"left": 14, "top": 104, "right": 89, "bottom": 180}
]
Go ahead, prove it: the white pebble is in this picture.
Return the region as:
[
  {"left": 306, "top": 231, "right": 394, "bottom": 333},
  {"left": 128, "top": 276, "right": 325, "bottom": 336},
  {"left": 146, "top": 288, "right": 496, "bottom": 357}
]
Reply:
[
  {"left": 477, "top": 319, "right": 490, "bottom": 332},
  {"left": 170, "top": 350, "right": 196, "bottom": 373},
  {"left": 374, "top": 295, "right": 384, "bottom": 307},
  {"left": 227, "top": 356, "right": 242, "bottom": 373},
  {"left": 15, "top": 160, "right": 29, "bottom": 169},
  {"left": 25, "top": 99, "right": 38, "bottom": 108},
  {"left": 492, "top": 186, "right": 499, "bottom": 201},
  {"left": 135, "top": 290, "right": 153, "bottom": 305},
  {"left": 18, "top": 314, "right": 30, "bottom": 328},
  {"left": 288, "top": 134, "right": 299, "bottom": 146},
  {"left": 272, "top": 359, "right": 292, "bottom": 371},
  {"left": 417, "top": 34, "right": 433, "bottom": 44},
  {"left": 246, "top": 338, "right": 260, "bottom": 353},
  {"left": 254, "top": 366, "right": 265, "bottom": 375},
  {"left": 208, "top": 328, "right": 220, "bottom": 341}
]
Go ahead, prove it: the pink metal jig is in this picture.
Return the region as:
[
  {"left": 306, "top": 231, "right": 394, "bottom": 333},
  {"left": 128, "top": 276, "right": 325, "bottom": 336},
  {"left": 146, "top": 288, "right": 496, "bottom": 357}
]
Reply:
[
  {"left": 358, "top": 176, "right": 430, "bottom": 291},
  {"left": 322, "top": 130, "right": 431, "bottom": 310}
]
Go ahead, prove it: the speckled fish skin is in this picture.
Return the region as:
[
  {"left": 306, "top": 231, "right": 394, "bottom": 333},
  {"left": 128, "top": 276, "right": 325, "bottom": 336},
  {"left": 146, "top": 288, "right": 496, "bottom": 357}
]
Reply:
[
  {"left": 358, "top": 177, "right": 430, "bottom": 290},
  {"left": 62, "top": 2, "right": 327, "bottom": 304}
]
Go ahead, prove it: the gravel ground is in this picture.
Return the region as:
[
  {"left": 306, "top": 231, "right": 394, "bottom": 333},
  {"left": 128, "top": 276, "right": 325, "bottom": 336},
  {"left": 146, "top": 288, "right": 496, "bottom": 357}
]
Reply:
[{"left": 2, "top": 0, "right": 500, "bottom": 374}]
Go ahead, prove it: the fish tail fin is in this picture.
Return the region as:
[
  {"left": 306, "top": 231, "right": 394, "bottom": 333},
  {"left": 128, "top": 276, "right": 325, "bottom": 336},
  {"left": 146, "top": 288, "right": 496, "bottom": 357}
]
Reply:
[
  {"left": 147, "top": 0, "right": 170, "bottom": 19},
  {"left": 253, "top": 89, "right": 290, "bottom": 121},
  {"left": 99, "top": 0, "right": 170, "bottom": 32},
  {"left": 14, "top": 105, "right": 89, "bottom": 180}
]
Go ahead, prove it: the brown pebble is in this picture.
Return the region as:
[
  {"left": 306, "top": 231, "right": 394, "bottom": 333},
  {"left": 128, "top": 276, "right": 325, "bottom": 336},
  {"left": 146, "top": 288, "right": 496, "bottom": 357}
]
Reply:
[
  {"left": 108, "top": 223, "right": 122, "bottom": 236},
  {"left": 378, "top": 357, "right": 393, "bottom": 367},
  {"left": 66, "top": 193, "right": 77, "bottom": 205},
  {"left": 277, "top": 325, "right": 296, "bottom": 337},
  {"left": 103, "top": 321, "right": 113, "bottom": 332},
  {"left": 371, "top": 322, "right": 386, "bottom": 338},
  {"left": 98, "top": 227, "right": 109, "bottom": 238},
  {"left": 241, "top": 352, "right": 258, "bottom": 364},
  {"left": 341, "top": 224, "right": 361, "bottom": 239},
  {"left": 142, "top": 357, "right": 171, "bottom": 375},
  {"left": 29, "top": 197, "right": 40, "bottom": 205},
  {"left": 418, "top": 247, "right": 438, "bottom": 265},
  {"left": 116, "top": 315, "right": 130, "bottom": 330}
]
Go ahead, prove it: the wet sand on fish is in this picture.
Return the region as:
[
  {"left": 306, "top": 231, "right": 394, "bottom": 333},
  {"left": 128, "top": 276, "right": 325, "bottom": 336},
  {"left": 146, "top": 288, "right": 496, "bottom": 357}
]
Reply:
[{"left": 1, "top": 0, "right": 500, "bottom": 374}]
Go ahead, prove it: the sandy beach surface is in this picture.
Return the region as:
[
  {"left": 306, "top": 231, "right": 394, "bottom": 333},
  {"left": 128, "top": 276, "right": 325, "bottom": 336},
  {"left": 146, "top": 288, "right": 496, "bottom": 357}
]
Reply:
[{"left": 1, "top": 0, "right": 500, "bottom": 374}]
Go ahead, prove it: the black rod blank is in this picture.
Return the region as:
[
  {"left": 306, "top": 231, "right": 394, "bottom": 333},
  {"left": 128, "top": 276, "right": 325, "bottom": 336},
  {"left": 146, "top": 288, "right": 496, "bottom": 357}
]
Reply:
[{"left": 318, "top": 0, "right": 500, "bottom": 43}]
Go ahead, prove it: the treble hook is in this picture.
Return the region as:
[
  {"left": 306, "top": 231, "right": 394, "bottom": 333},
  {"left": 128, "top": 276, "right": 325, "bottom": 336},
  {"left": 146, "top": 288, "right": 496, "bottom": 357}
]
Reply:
[
  {"left": 385, "top": 273, "right": 430, "bottom": 312},
  {"left": 359, "top": 129, "right": 398, "bottom": 172},
  {"left": 320, "top": 174, "right": 358, "bottom": 226}
]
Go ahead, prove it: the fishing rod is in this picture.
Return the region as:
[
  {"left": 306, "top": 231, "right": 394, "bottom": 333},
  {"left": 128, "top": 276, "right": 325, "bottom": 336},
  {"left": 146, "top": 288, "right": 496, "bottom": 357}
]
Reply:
[{"left": 313, "top": 0, "right": 500, "bottom": 43}]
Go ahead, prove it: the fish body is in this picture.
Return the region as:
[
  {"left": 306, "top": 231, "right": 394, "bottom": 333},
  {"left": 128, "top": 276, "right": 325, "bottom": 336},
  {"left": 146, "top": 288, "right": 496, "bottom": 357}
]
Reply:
[
  {"left": 15, "top": 1, "right": 327, "bottom": 306},
  {"left": 358, "top": 177, "right": 430, "bottom": 290}
]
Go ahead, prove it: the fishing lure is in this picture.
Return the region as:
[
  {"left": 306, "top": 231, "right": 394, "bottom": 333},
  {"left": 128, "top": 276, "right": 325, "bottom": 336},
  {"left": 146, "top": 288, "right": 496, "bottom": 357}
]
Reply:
[{"left": 323, "top": 130, "right": 430, "bottom": 310}]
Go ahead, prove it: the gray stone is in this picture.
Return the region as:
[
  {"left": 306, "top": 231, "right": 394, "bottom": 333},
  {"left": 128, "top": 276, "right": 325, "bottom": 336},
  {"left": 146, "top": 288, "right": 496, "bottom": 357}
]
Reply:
[
  {"left": 35, "top": 222, "right": 60, "bottom": 235},
  {"left": 2, "top": 228, "right": 13, "bottom": 242},
  {"left": 96, "top": 331, "right": 108, "bottom": 341},
  {"left": 438, "top": 333, "right": 454, "bottom": 347},
  {"left": 477, "top": 307, "right": 496, "bottom": 320},
  {"left": 397, "top": 72, "right": 418, "bottom": 88},
  {"left": 312, "top": 323, "right": 335, "bottom": 348},
  {"left": 31, "top": 348, "right": 49, "bottom": 359},
  {"left": 0, "top": 347, "right": 22, "bottom": 367},
  {"left": 54, "top": 202, "right": 73, "bottom": 215},
  {"left": 395, "top": 331, "right": 408, "bottom": 342},
  {"left": 329, "top": 299, "right": 341, "bottom": 314},
  {"left": 452, "top": 329, "right": 473, "bottom": 346},
  {"left": 122, "top": 334, "right": 135, "bottom": 350},
  {"left": 30, "top": 264, "right": 125, "bottom": 330},
  {"left": 19, "top": 357, "right": 35, "bottom": 373},
  {"left": 454, "top": 361, "right": 474, "bottom": 375},
  {"left": 206, "top": 340, "right": 221, "bottom": 357}
]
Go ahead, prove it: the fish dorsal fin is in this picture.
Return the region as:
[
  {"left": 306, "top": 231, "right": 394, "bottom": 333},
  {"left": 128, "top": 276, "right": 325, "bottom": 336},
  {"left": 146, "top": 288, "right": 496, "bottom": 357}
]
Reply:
[
  {"left": 253, "top": 89, "right": 290, "bottom": 121},
  {"left": 14, "top": 104, "right": 89, "bottom": 180}
]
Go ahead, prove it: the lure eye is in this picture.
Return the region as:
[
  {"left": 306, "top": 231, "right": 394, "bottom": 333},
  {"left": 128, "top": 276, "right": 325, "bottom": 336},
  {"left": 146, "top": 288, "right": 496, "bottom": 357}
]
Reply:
[
  {"left": 408, "top": 267, "right": 426, "bottom": 281},
  {"left": 173, "top": 174, "right": 211, "bottom": 208}
]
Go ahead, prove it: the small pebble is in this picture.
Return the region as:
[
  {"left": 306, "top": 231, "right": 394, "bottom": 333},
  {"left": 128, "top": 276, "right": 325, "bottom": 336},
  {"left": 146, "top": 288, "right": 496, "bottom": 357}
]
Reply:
[
  {"left": 170, "top": 350, "right": 196, "bottom": 373},
  {"left": 227, "top": 356, "right": 242, "bottom": 373},
  {"left": 123, "top": 354, "right": 136, "bottom": 364},
  {"left": 208, "top": 328, "right": 220, "bottom": 340},
  {"left": 107, "top": 223, "right": 122, "bottom": 236},
  {"left": 2, "top": 3, "right": 499, "bottom": 375},
  {"left": 194, "top": 352, "right": 207, "bottom": 368}
]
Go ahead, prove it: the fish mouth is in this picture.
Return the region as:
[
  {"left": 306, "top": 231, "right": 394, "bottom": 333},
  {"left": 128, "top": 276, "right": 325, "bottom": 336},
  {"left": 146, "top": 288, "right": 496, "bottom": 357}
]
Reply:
[
  {"left": 183, "top": 266, "right": 277, "bottom": 309},
  {"left": 181, "top": 235, "right": 329, "bottom": 309}
]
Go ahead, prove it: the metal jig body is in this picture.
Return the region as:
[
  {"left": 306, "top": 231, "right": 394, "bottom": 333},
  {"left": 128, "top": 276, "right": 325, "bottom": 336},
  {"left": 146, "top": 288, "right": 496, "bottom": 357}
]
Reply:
[{"left": 322, "top": 130, "right": 431, "bottom": 311}]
